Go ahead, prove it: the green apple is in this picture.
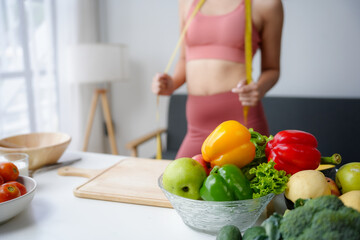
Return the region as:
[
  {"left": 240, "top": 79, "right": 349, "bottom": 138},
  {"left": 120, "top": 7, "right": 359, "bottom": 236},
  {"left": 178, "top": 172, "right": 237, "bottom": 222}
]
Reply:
[
  {"left": 162, "top": 157, "right": 206, "bottom": 200},
  {"left": 336, "top": 162, "right": 360, "bottom": 194}
]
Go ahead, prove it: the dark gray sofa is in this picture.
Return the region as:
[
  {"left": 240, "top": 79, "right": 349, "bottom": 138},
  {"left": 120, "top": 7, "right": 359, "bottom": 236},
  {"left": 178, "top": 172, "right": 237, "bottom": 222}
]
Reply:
[{"left": 262, "top": 96, "right": 360, "bottom": 167}]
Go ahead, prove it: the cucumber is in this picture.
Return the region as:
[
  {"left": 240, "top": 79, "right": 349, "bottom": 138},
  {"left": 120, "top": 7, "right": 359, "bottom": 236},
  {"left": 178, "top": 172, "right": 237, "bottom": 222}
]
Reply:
[
  {"left": 243, "top": 226, "right": 267, "bottom": 240},
  {"left": 216, "top": 225, "right": 242, "bottom": 240}
]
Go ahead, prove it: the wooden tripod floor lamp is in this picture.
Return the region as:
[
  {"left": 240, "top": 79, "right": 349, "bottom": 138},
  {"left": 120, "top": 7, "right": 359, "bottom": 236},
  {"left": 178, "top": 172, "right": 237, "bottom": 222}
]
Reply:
[{"left": 67, "top": 44, "right": 128, "bottom": 155}]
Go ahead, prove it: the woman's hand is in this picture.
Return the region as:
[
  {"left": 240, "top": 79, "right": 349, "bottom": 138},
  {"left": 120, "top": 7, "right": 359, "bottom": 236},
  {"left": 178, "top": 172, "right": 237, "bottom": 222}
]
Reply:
[
  {"left": 152, "top": 73, "right": 175, "bottom": 96},
  {"left": 232, "top": 79, "right": 265, "bottom": 107}
]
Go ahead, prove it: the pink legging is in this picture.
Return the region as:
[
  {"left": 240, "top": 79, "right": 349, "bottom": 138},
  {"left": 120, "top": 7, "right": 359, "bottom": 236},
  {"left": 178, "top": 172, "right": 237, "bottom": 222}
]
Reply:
[{"left": 175, "top": 91, "right": 269, "bottom": 159}]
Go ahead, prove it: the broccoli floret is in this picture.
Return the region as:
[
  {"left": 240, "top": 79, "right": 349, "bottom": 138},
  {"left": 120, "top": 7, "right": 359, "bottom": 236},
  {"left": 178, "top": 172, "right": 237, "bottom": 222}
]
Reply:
[
  {"left": 278, "top": 205, "right": 315, "bottom": 239},
  {"left": 305, "top": 207, "right": 360, "bottom": 240},
  {"left": 303, "top": 194, "right": 344, "bottom": 212},
  {"left": 279, "top": 195, "right": 360, "bottom": 240},
  {"left": 261, "top": 213, "right": 282, "bottom": 240}
]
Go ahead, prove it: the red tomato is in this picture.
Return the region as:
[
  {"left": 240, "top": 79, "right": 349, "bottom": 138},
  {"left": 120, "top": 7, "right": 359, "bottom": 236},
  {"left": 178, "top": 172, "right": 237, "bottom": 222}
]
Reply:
[
  {"left": 6, "top": 181, "right": 27, "bottom": 195},
  {"left": 0, "top": 175, "right": 4, "bottom": 185},
  {"left": 0, "top": 162, "right": 19, "bottom": 182},
  {"left": 0, "top": 183, "right": 21, "bottom": 203}
]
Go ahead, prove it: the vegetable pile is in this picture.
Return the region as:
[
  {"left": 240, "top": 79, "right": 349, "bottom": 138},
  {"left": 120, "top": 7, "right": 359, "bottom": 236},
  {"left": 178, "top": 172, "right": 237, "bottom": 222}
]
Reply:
[
  {"left": 163, "top": 120, "right": 346, "bottom": 203},
  {"left": 163, "top": 120, "right": 292, "bottom": 202},
  {"left": 160, "top": 120, "right": 360, "bottom": 239}
]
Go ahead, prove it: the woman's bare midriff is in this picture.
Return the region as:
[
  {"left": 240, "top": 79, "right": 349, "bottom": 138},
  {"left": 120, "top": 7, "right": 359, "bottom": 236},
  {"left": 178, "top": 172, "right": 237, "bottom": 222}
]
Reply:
[{"left": 186, "top": 59, "right": 246, "bottom": 96}]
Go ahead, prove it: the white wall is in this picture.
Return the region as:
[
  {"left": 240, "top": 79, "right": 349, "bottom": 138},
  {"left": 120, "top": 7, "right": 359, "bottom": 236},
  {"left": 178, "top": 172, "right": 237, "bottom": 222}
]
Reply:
[
  {"left": 267, "top": 0, "right": 360, "bottom": 98},
  {"left": 101, "top": 0, "right": 180, "bottom": 157},
  {"left": 102, "top": 0, "right": 360, "bottom": 158},
  {"left": 57, "top": 0, "right": 106, "bottom": 153}
]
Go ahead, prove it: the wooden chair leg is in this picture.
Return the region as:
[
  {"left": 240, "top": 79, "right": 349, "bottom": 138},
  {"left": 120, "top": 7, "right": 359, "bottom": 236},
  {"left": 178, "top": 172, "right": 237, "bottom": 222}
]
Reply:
[{"left": 130, "top": 147, "right": 138, "bottom": 157}]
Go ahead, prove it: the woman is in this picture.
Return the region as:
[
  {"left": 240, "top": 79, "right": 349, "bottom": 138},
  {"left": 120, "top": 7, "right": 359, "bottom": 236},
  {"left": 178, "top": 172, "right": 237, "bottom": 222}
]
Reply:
[{"left": 152, "top": 0, "right": 283, "bottom": 158}]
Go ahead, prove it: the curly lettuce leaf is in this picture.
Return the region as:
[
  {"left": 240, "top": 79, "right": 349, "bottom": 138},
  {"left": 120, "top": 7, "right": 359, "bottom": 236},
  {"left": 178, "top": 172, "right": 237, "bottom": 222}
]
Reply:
[
  {"left": 241, "top": 157, "right": 267, "bottom": 181},
  {"left": 249, "top": 160, "right": 291, "bottom": 198}
]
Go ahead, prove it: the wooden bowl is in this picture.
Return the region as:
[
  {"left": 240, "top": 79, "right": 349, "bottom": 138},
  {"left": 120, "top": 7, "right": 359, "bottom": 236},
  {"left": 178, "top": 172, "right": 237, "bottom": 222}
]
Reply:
[{"left": 0, "top": 132, "right": 71, "bottom": 170}]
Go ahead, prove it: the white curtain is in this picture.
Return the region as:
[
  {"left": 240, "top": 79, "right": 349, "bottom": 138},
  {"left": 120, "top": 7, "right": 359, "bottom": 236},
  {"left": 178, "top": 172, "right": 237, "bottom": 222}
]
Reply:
[
  {"left": 0, "top": 0, "right": 59, "bottom": 137},
  {"left": 56, "top": 0, "right": 105, "bottom": 152}
]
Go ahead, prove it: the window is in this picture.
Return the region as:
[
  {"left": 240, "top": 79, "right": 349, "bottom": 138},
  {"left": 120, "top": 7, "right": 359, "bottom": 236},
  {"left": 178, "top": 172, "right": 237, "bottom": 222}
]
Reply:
[{"left": 0, "top": 0, "right": 58, "bottom": 138}]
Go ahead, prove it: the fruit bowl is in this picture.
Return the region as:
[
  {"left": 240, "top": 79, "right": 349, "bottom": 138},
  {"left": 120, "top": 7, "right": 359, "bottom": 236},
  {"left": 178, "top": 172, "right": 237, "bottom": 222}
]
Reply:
[
  {"left": 158, "top": 174, "right": 274, "bottom": 235},
  {"left": 0, "top": 176, "right": 37, "bottom": 224},
  {"left": 0, "top": 132, "right": 71, "bottom": 170}
]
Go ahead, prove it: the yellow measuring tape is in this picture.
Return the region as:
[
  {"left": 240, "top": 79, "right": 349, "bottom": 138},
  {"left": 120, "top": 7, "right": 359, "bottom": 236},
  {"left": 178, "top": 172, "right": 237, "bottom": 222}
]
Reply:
[
  {"left": 156, "top": 0, "right": 206, "bottom": 159},
  {"left": 243, "top": 0, "right": 253, "bottom": 126}
]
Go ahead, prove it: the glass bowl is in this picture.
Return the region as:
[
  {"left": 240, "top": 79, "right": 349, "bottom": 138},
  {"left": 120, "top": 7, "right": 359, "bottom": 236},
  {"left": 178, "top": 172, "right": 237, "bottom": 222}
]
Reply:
[{"left": 158, "top": 174, "right": 274, "bottom": 235}]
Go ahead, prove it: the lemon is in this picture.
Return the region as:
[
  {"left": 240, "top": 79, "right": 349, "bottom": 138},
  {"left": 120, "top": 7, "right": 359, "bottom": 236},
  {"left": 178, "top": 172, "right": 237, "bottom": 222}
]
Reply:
[
  {"left": 339, "top": 190, "right": 360, "bottom": 212},
  {"left": 285, "top": 170, "right": 331, "bottom": 203}
]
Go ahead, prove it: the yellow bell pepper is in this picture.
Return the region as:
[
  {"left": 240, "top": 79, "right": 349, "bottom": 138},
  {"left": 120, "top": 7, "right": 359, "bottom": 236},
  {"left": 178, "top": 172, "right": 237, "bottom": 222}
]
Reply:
[{"left": 201, "top": 120, "right": 255, "bottom": 168}]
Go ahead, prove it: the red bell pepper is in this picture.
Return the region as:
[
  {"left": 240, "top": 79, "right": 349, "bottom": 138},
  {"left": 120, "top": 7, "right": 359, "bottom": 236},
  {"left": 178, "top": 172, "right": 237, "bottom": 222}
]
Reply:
[{"left": 265, "top": 130, "right": 321, "bottom": 175}]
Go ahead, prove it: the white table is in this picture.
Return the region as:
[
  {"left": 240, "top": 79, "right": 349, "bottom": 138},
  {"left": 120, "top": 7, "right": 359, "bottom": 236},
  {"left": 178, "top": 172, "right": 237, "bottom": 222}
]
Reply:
[{"left": 0, "top": 151, "right": 285, "bottom": 240}]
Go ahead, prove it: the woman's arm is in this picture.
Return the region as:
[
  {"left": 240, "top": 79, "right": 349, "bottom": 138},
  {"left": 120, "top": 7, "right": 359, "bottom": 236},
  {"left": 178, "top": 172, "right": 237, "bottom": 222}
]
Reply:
[
  {"left": 233, "top": 0, "right": 283, "bottom": 106},
  {"left": 257, "top": 0, "right": 283, "bottom": 97}
]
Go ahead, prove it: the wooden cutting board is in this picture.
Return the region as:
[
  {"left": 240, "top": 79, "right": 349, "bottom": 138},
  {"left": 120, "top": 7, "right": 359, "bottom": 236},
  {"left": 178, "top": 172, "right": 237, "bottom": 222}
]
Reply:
[{"left": 58, "top": 157, "right": 173, "bottom": 208}]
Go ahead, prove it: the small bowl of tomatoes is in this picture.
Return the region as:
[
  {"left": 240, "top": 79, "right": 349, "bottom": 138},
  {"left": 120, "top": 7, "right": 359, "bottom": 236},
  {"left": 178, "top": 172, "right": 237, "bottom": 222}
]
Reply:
[{"left": 0, "top": 162, "right": 37, "bottom": 224}]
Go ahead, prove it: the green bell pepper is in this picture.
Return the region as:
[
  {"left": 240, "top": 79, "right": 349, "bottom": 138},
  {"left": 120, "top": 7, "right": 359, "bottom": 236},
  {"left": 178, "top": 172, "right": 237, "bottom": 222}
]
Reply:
[{"left": 200, "top": 164, "right": 253, "bottom": 201}]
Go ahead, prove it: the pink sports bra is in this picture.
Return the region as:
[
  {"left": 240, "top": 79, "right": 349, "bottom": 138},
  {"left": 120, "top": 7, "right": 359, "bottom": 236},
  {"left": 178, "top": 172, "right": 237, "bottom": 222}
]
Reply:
[{"left": 185, "top": 0, "right": 260, "bottom": 63}]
